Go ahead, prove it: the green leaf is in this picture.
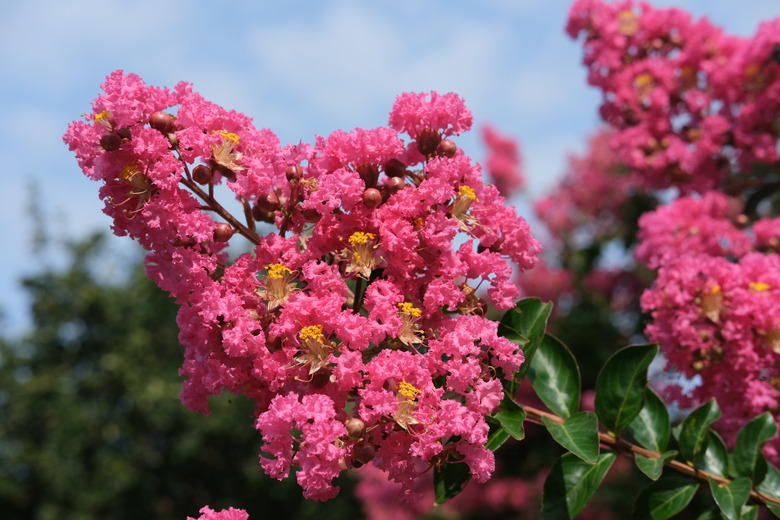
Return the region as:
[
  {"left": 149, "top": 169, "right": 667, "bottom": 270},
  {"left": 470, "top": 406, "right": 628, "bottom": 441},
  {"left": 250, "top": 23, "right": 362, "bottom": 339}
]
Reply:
[
  {"left": 708, "top": 476, "right": 751, "bottom": 520},
  {"left": 594, "top": 344, "right": 658, "bottom": 434},
  {"left": 542, "top": 412, "right": 599, "bottom": 463},
  {"left": 635, "top": 450, "right": 678, "bottom": 481},
  {"left": 740, "top": 505, "right": 759, "bottom": 520},
  {"left": 678, "top": 399, "right": 721, "bottom": 466},
  {"left": 494, "top": 395, "right": 526, "bottom": 441},
  {"left": 700, "top": 430, "right": 729, "bottom": 478},
  {"left": 498, "top": 298, "right": 553, "bottom": 382},
  {"left": 542, "top": 452, "right": 616, "bottom": 520},
  {"left": 433, "top": 462, "right": 470, "bottom": 504},
  {"left": 758, "top": 461, "right": 780, "bottom": 496},
  {"left": 485, "top": 421, "right": 510, "bottom": 452},
  {"left": 757, "top": 462, "right": 780, "bottom": 517},
  {"left": 529, "top": 334, "right": 581, "bottom": 419},
  {"left": 733, "top": 412, "right": 777, "bottom": 484},
  {"left": 633, "top": 476, "right": 700, "bottom": 520},
  {"left": 628, "top": 387, "right": 670, "bottom": 453}
]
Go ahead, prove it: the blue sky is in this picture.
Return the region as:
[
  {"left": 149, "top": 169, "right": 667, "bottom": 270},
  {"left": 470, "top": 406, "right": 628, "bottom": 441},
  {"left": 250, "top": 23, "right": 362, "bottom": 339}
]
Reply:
[{"left": 1, "top": 0, "right": 777, "bottom": 336}]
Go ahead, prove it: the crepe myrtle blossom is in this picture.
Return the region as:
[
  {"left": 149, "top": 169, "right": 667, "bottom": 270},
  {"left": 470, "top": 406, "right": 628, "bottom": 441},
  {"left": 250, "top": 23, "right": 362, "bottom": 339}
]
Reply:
[
  {"left": 64, "top": 71, "right": 540, "bottom": 500},
  {"left": 568, "top": 0, "right": 780, "bottom": 193},
  {"left": 637, "top": 192, "right": 780, "bottom": 459}
]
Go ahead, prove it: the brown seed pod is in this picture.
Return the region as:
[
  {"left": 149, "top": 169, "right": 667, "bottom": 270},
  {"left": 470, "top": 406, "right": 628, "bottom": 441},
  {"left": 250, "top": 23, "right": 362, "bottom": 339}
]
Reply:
[{"left": 149, "top": 111, "right": 176, "bottom": 135}]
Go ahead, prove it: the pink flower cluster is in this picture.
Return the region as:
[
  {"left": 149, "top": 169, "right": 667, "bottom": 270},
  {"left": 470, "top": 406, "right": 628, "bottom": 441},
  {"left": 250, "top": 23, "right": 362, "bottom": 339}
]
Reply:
[
  {"left": 481, "top": 124, "right": 524, "bottom": 197},
  {"left": 534, "top": 129, "right": 639, "bottom": 244},
  {"left": 567, "top": 0, "right": 780, "bottom": 192},
  {"left": 638, "top": 192, "right": 780, "bottom": 455},
  {"left": 64, "top": 72, "right": 540, "bottom": 500}
]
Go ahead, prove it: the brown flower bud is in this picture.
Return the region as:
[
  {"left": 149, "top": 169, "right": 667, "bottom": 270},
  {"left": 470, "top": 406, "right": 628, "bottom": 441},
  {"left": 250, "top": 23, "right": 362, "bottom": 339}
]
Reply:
[
  {"left": 301, "top": 207, "right": 321, "bottom": 222},
  {"left": 285, "top": 165, "right": 303, "bottom": 181},
  {"left": 356, "top": 162, "right": 380, "bottom": 187},
  {"left": 344, "top": 417, "right": 366, "bottom": 440},
  {"left": 213, "top": 222, "right": 234, "bottom": 242},
  {"left": 99, "top": 132, "right": 122, "bottom": 151},
  {"left": 435, "top": 139, "right": 457, "bottom": 158},
  {"left": 386, "top": 176, "right": 405, "bottom": 194},
  {"left": 352, "top": 442, "right": 376, "bottom": 467},
  {"left": 362, "top": 188, "right": 382, "bottom": 209},
  {"left": 256, "top": 191, "right": 281, "bottom": 213},
  {"left": 115, "top": 127, "right": 132, "bottom": 140},
  {"left": 384, "top": 158, "right": 407, "bottom": 177},
  {"left": 192, "top": 164, "right": 213, "bottom": 185},
  {"left": 416, "top": 128, "right": 441, "bottom": 157},
  {"left": 149, "top": 111, "right": 176, "bottom": 135}
]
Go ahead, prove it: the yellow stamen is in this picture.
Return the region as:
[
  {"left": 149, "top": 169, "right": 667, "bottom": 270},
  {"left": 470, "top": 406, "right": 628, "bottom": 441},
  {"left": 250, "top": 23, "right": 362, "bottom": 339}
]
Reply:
[
  {"left": 299, "top": 325, "right": 325, "bottom": 343},
  {"left": 397, "top": 302, "right": 422, "bottom": 318},
  {"left": 221, "top": 130, "right": 240, "bottom": 143},
  {"left": 708, "top": 285, "right": 721, "bottom": 295},
  {"left": 94, "top": 110, "right": 111, "bottom": 124},
  {"left": 398, "top": 379, "right": 422, "bottom": 400},
  {"left": 119, "top": 162, "right": 141, "bottom": 183},
  {"left": 617, "top": 10, "right": 638, "bottom": 36},
  {"left": 349, "top": 231, "right": 376, "bottom": 246},
  {"left": 266, "top": 263, "right": 292, "bottom": 280},
  {"left": 750, "top": 282, "right": 771, "bottom": 292},
  {"left": 458, "top": 185, "right": 478, "bottom": 201}
]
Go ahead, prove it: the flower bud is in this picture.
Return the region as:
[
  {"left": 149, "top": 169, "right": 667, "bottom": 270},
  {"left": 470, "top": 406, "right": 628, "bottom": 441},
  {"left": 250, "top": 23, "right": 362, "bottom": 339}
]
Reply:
[
  {"left": 384, "top": 158, "right": 407, "bottom": 178},
  {"left": 435, "top": 139, "right": 457, "bottom": 158},
  {"left": 362, "top": 188, "right": 382, "bottom": 209},
  {"left": 256, "top": 191, "right": 281, "bottom": 213},
  {"left": 149, "top": 111, "right": 176, "bottom": 135},
  {"left": 192, "top": 164, "right": 213, "bottom": 185},
  {"left": 301, "top": 208, "right": 321, "bottom": 222},
  {"left": 285, "top": 165, "right": 303, "bottom": 181},
  {"left": 416, "top": 128, "right": 442, "bottom": 157},
  {"left": 352, "top": 441, "right": 376, "bottom": 467},
  {"left": 213, "top": 222, "right": 234, "bottom": 242},
  {"left": 99, "top": 132, "right": 122, "bottom": 151},
  {"left": 356, "top": 162, "right": 380, "bottom": 187},
  {"left": 344, "top": 417, "right": 366, "bottom": 440},
  {"left": 386, "top": 176, "right": 405, "bottom": 194},
  {"left": 265, "top": 334, "right": 283, "bottom": 353},
  {"left": 115, "top": 127, "right": 132, "bottom": 140}
]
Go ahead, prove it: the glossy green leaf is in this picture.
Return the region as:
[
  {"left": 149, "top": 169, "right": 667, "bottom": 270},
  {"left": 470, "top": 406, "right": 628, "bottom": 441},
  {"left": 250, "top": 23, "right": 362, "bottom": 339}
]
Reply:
[
  {"left": 633, "top": 476, "right": 699, "bottom": 520},
  {"left": 678, "top": 399, "right": 721, "bottom": 466},
  {"left": 700, "top": 430, "right": 729, "bottom": 478},
  {"left": 708, "top": 476, "right": 751, "bottom": 520},
  {"left": 485, "top": 422, "right": 510, "bottom": 452},
  {"left": 542, "top": 452, "right": 616, "bottom": 520},
  {"left": 733, "top": 412, "right": 777, "bottom": 484},
  {"left": 756, "top": 462, "right": 780, "bottom": 517},
  {"left": 498, "top": 298, "right": 553, "bottom": 382},
  {"left": 758, "top": 462, "right": 780, "bottom": 495},
  {"left": 628, "top": 387, "right": 671, "bottom": 453},
  {"left": 542, "top": 412, "right": 599, "bottom": 463},
  {"left": 433, "top": 462, "right": 470, "bottom": 504},
  {"left": 494, "top": 395, "right": 526, "bottom": 441},
  {"left": 635, "top": 450, "right": 678, "bottom": 481},
  {"left": 529, "top": 334, "right": 581, "bottom": 419},
  {"left": 594, "top": 344, "right": 658, "bottom": 434},
  {"left": 740, "top": 505, "right": 759, "bottom": 520}
]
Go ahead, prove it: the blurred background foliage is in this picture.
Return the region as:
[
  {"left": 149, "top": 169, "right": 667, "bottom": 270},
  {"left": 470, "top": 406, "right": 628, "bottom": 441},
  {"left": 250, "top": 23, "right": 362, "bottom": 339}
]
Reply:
[{"left": 0, "top": 232, "right": 361, "bottom": 520}]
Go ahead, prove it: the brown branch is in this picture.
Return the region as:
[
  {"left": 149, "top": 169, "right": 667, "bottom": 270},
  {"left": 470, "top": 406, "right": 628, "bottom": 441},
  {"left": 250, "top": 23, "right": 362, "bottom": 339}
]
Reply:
[{"left": 521, "top": 404, "right": 780, "bottom": 507}]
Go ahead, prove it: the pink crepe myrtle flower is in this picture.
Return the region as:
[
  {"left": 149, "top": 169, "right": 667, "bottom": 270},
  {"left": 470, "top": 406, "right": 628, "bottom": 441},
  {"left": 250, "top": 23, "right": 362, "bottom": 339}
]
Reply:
[
  {"left": 481, "top": 124, "right": 524, "bottom": 196},
  {"left": 187, "top": 506, "right": 249, "bottom": 520},
  {"left": 567, "top": 0, "right": 780, "bottom": 193},
  {"left": 64, "top": 71, "right": 540, "bottom": 500}
]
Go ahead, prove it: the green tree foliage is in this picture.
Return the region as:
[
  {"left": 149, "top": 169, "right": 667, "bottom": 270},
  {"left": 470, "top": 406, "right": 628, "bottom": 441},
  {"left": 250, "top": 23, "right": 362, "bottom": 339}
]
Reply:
[{"left": 0, "top": 233, "right": 360, "bottom": 520}]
